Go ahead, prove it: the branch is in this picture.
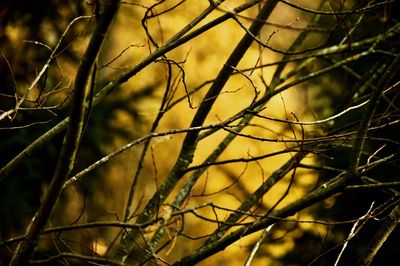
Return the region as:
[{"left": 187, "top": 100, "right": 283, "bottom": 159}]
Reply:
[
  {"left": 348, "top": 53, "right": 400, "bottom": 173},
  {"left": 280, "top": 0, "right": 394, "bottom": 15},
  {"left": 122, "top": 0, "right": 227, "bottom": 223},
  {"left": 202, "top": 150, "right": 308, "bottom": 247},
  {"left": 334, "top": 203, "right": 375, "bottom": 266},
  {"left": 29, "top": 252, "right": 123, "bottom": 266},
  {"left": 0, "top": 0, "right": 263, "bottom": 181},
  {"left": 62, "top": 117, "right": 242, "bottom": 189},
  {"left": 0, "top": 220, "right": 164, "bottom": 247},
  {"left": 113, "top": 0, "right": 280, "bottom": 263},
  {"left": 0, "top": 16, "right": 91, "bottom": 122},
  {"left": 356, "top": 203, "right": 400, "bottom": 265},
  {"left": 9, "top": 2, "right": 120, "bottom": 265},
  {"left": 172, "top": 151, "right": 397, "bottom": 265}
]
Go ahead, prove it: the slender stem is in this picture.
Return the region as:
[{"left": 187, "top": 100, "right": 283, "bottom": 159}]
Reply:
[
  {"left": 9, "top": 2, "right": 120, "bottom": 265},
  {"left": 122, "top": 0, "right": 227, "bottom": 223},
  {"left": 348, "top": 52, "right": 400, "bottom": 173},
  {"left": 113, "top": 0, "right": 279, "bottom": 263},
  {"left": 356, "top": 204, "right": 400, "bottom": 266},
  {"left": 0, "top": 0, "right": 261, "bottom": 180}
]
